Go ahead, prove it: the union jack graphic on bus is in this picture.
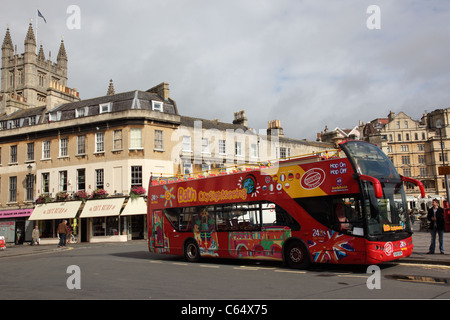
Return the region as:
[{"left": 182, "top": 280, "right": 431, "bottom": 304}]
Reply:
[{"left": 308, "top": 230, "right": 355, "bottom": 263}]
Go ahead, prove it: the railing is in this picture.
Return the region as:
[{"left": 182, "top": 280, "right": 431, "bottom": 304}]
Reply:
[{"left": 150, "top": 149, "right": 343, "bottom": 185}]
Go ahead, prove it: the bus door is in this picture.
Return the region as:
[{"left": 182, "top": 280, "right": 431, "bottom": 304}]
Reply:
[{"left": 152, "top": 210, "right": 164, "bottom": 248}]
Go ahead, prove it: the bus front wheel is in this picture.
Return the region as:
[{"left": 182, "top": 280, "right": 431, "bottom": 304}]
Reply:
[
  {"left": 285, "top": 240, "right": 310, "bottom": 269},
  {"left": 184, "top": 239, "right": 200, "bottom": 262}
]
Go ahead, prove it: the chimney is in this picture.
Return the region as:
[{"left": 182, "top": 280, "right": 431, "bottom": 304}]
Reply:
[
  {"left": 388, "top": 110, "right": 395, "bottom": 121},
  {"left": 267, "top": 119, "right": 284, "bottom": 137},
  {"left": 316, "top": 132, "right": 322, "bottom": 142},
  {"left": 233, "top": 110, "right": 248, "bottom": 127},
  {"left": 147, "top": 82, "right": 170, "bottom": 101}
]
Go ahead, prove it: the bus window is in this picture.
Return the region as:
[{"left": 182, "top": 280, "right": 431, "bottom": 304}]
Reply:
[
  {"left": 179, "top": 207, "right": 196, "bottom": 232},
  {"left": 216, "top": 203, "right": 260, "bottom": 231},
  {"left": 295, "top": 196, "right": 363, "bottom": 235},
  {"left": 164, "top": 207, "right": 196, "bottom": 232},
  {"left": 164, "top": 208, "right": 181, "bottom": 230},
  {"left": 331, "top": 197, "right": 363, "bottom": 234},
  {"left": 262, "top": 202, "right": 300, "bottom": 231},
  {"left": 295, "top": 197, "right": 331, "bottom": 228}
]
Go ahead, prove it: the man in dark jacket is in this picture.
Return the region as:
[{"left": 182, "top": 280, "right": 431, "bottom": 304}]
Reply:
[
  {"left": 57, "top": 220, "right": 69, "bottom": 248},
  {"left": 427, "top": 199, "right": 445, "bottom": 254}
]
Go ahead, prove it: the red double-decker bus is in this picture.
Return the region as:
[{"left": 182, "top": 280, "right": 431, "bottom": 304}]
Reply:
[{"left": 147, "top": 140, "right": 425, "bottom": 268}]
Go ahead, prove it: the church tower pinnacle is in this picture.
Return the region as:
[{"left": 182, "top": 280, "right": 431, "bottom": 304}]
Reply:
[
  {"left": 24, "top": 23, "right": 36, "bottom": 52},
  {"left": 57, "top": 39, "right": 67, "bottom": 62},
  {"left": 1, "top": 27, "right": 13, "bottom": 52},
  {"left": 1, "top": 27, "right": 14, "bottom": 67},
  {"left": 0, "top": 24, "right": 79, "bottom": 115},
  {"left": 107, "top": 79, "right": 115, "bottom": 95}
]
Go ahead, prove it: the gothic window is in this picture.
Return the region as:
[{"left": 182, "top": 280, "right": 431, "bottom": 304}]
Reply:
[{"left": 38, "top": 72, "right": 46, "bottom": 87}]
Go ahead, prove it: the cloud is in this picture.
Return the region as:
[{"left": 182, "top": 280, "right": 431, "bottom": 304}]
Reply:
[{"left": 2, "top": 1, "right": 450, "bottom": 141}]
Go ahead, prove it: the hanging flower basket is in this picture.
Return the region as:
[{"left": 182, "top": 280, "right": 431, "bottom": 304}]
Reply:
[
  {"left": 56, "top": 191, "right": 69, "bottom": 201},
  {"left": 91, "top": 188, "right": 108, "bottom": 199},
  {"left": 130, "top": 186, "right": 146, "bottom": 200},
  {"left": 36, "top": 194, "right": 51, "bottom": 204},
  {"left": 73, "top": 190, "right": 88, "bottom": 202}
]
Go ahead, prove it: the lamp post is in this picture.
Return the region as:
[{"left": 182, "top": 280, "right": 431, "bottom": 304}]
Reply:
[
  {"left": 436, "top": 119, "right": 450, "bottom": 202},
  {"left": 26, "top": 164, "right": 34, "bottom": 202}
]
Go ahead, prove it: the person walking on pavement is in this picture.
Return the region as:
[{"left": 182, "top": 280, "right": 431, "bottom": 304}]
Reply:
[
  {"left": 427, "top": 199, "right": 445, "bottom": 254},
  {"left": 31, "top": 225, "right": 40, "bottom": 245},
  {"left": 57, "top": 220, "right": 69, "bottom": 247}
]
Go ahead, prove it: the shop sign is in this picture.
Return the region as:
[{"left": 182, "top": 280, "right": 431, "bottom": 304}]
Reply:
[{"left": 0, "top": 209, "right": 33, "bottom": 219}]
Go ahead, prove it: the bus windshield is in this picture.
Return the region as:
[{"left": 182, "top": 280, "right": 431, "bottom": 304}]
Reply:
[
  {"left": 341, "top": 140, "right": 400, "bottom": 180},
  {"left": 341, "top": 141, "right": 412, "bottom": 239},
  {"left": 362, "top": 181, "right": 411, "bottom": 238}
]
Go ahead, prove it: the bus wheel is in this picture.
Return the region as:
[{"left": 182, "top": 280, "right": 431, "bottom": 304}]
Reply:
[
  {"left": 184, "top": 239, "right": 200, "bottom": 262},
  {"left": 285, "top": 241, "right": 310, "bottom": 269}
]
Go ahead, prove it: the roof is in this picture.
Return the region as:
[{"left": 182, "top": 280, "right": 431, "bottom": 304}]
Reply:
[
  {"left": 180, "top": 115, "right": 250, "bottom": 132},
  {"left": 0, "top": 89, "right": 178, "bottom": 131},
  {"left": 0, "top": 106, "right": 46, "bottom": 121},
  {"left": 50, "top": 90, "right": 177, "bottom": 115},
  {"left": 278, "top": 135, "right": 334, "bottom": 148}
]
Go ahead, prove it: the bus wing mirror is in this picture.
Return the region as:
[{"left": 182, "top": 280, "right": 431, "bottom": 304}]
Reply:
[
  {"left": 401, "top": 176, "right": 426, "bottom": 198},
  {"left": 357, "top": 174, "right": 383, "bottom": 198}
]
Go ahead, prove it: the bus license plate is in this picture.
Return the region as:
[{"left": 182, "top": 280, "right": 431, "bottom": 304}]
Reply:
[{"left": 393, "top": 251, "right": 403, "bottom": 257}]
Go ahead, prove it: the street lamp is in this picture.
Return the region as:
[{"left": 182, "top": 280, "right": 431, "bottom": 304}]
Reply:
[
  {"left": 26, "top": 164, "right": 34, "bottom": 202},
  {"left": 436, "top": 119, "right": 450, "bottom": 202}
]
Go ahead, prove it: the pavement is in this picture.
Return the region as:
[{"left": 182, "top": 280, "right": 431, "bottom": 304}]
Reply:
[
  {"left": 400, "top": 222, "right": 450, "bottom": 266},
  {"left": 1, "top": 226, "right": 449, "bottom": 266}
]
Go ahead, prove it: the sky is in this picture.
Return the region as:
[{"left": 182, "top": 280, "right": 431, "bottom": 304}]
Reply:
[{"left": 2, "top": 1, "right": 450, "bottom": 140}]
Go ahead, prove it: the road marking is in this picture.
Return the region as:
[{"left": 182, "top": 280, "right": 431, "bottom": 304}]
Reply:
[
  {"left": 397, "top": 262, "right": 450, "bottom": 270},
  {"left": 233, "top": 266, "right": 260, "bottom": 271},
  {"left": 200, "top": 264, "right": 220, "bottom": 268},
  {"left": 337, "top": 274, "right": 367, "bottom": 278},
  {"left": 173, "top": 262, "right": 189, "bottom": 266},
  {"left": 274, "top": 269, "right": 307, "bottom": 274}
]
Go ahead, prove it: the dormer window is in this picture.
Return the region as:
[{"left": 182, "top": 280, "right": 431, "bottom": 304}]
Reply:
[
  {"left": 75, "top": 107, "right": 88, "bottom": 118},
  {"left": 28, "top": 116, "right": 36, "bottom": 125},
  {"left": 49, "top": 111, "right": 61, "bottom": 122},
  {"left": 152, "top": 101, "right": 163, "bottom": 112},
  {"left": 99, "top": 102, "right": 112, "bottom": 114}
]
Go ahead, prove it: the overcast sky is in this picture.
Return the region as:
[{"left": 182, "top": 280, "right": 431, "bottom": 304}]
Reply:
[{"left": 2, "top": 1, "right": 450, "bottom": 140}]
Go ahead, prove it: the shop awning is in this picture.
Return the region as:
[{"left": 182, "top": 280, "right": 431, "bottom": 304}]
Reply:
[
  {"left": 121, "top": 197, "right": 147, "bottom": 216},
  {"left": 28, "top": 201, "right": 82, "bottom": 221},
  {"left": 80, "top": 198, "right": 125, "bottom": 218}
]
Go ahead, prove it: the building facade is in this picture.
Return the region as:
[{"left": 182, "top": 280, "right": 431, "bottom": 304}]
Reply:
[{"left": 360, "top": 110, "right": 450, "bottom": 208}]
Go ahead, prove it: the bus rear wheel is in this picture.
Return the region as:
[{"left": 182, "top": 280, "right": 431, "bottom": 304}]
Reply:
[
  {"left": 184, "top": 239, "right": 200, "bottom": 262},
  {"left": 285, "top": 240, "right": 310, "bottom": 269}
]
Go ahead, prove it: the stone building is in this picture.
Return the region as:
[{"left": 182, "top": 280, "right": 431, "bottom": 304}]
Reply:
[
  {"left": 317, "top": 125, "right": 360, "bottom": 146},
  {"left": 360, "top": 110, "right": 450, "bottom": 207}
]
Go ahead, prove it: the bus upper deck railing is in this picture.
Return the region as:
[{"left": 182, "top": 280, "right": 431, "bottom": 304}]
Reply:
[{"left": 150, "top": 148, "right": 342, "bottom": 186}]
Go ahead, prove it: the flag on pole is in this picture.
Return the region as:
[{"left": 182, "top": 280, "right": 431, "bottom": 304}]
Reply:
[{"left": 37, "top": 10, "right": 47, "bottom": 23}]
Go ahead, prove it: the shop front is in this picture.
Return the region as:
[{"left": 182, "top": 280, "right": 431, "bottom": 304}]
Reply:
[
  {"left": 121, "top": 197, "right": 147, "bottom": 240},
  {"left": 28, "top": 201, "right": 83, "bottom": 244},
  {"left": 79, "top": 197, "right": 126, "bottom": 243},
  {"left": 0, "top": 208, "right": 33, "bottom": 244}
]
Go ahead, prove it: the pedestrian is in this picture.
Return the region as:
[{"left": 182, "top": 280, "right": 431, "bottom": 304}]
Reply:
[
  {"left": 31, "top": 225, "right": 40, "bottom": 245},
  {"left": 409, "top": 210, "right": 415, "bottom": 225},
  {"left": 427, "top": 199, "right": 445, "bottom": 254},
  {"left": 57, "top": 220, "right": 69, "bottom": 247}
]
